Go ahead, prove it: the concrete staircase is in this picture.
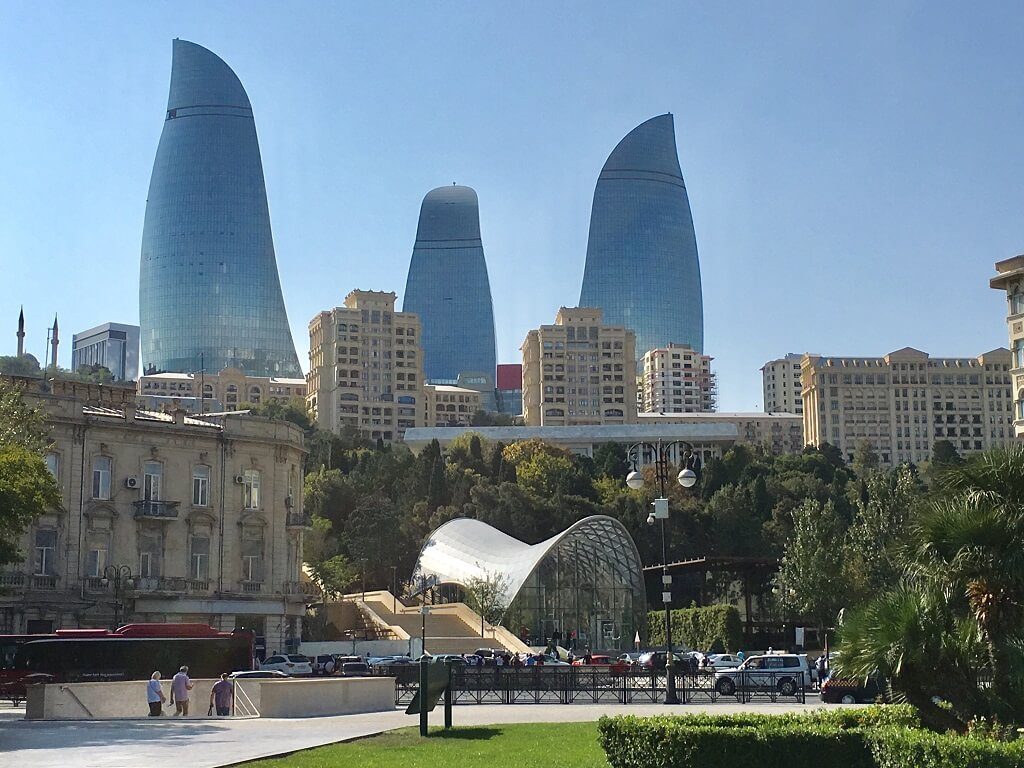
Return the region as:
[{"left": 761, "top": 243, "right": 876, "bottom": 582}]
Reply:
[{"left": 346, "top": 590, "right": 531, "bottom": 656}]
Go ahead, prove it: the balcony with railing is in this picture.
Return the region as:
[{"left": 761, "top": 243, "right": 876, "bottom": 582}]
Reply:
[
  {"left": 282, "top": 580, "right": 320, "bottom": 597},
  {"left": 132, "top": 500, "right": 181, "bottom": 520},
  {"left": 240, "top": 581, "right": 263, "bottom": 594},
  {"left": 0, "top": 572, "right": 25, "bottom": 588},
  {"left": 29, "top": 574, "right": 59, "bottom": 589},
  {"left": 285, "top": 513, "right": 312, "bottom": 529}
]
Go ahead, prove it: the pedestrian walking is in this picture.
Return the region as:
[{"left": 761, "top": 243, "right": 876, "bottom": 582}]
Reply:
[
  {"left": 209, "top": 673, "right": 233, "bottom": 717},
  {"left": 147, "top": 671, "right": 166, "bottom": 716},
  {"left": 171, "top": 665, "right": 194, "bottom": 716}
]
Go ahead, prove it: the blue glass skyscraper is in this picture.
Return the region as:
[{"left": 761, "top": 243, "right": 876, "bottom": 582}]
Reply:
[
  {"left": 579, "top": 114, "right": 703, "bottom": 358},
  {"left": 140, "top": 40, "right": 301, "bottom": 377},
  {"left": 403, "top": 185, "right": 497, "bottom": 386}
]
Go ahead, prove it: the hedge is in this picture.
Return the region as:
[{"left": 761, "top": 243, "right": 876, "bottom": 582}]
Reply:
[
  {"left": 598, "top": 707, "right": 1024, "bottom": 768},
  {"left": 647, "top": 605, "right": 743, "bottom": 652}
]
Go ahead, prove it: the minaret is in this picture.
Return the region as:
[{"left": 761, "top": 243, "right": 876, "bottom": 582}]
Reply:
[
  {"left": 16, "top": 307, "right": 24, "bottom": 357},
  {"left": 50, "top": 315, "right": 59, "bottom": 369}
]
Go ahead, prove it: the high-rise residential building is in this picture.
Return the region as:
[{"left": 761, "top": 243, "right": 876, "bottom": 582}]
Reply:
[
  {"left": 139, "top": 40, "right": 300, "bottom": 379},
  {"left": 138, "top": 367, "right": 306, "bottom": 413},
  {"left": 306, "top": 291, "right": 424, "bottom": 444},
  {"left": 762, "top": 354, "right": 808, "bottom": 415},
  {"left": 801, "top": 348, "right": 1015, "bottom": 467},
  {"left": 422, "top": 384, "right": 482, "bottom": 427},
  {"left": 0, "top": 375, "right": 311, "bottom": 651},
  {"left": 989, "top": 255, "right": 1024, "bottom": 436},
  {"left": 71, "top": 323, "right": 140, "bottom": 382},
  {"left": 579, "top": 114, "right": 703, "bottom": 361},
  {"left": 402, "top": 185, "right": 497, "bottom": 393},
  {"left": 521, "top": 307, "right": 636, "bottom": 426},
  {"left": 639, "top": 343, "right": 716, "bottom": 413},
  {"left": 496, "top": 363, "right": 523, "bottom": 416}
]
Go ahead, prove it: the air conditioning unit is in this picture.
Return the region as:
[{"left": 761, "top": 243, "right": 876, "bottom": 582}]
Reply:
[
  {"left": 233, "top": 474, "right": 246, "bottom": 485},
  {"left": 125, "top": 476, "right": 140, "bottom": 489}
]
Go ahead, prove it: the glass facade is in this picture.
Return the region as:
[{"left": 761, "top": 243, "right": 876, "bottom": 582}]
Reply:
[
  {"left": 402, "top": 185, "right": 497, "bottom": 385},
  {"left": 412, "top": 515, "right": 647, "bottom": 651},
  {"left": 579, "top": 114, "right": 704, "bottom": 359},
  {"left": 71, "top": 323, "right": 140, "bottom": 381},
  {"left": 139, "top": 40, "right": 301, "bottom": 377}
]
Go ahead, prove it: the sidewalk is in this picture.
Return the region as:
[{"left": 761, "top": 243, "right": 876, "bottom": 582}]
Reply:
[{"left": 0, "top": 701, "right": 832, "bottom": 768}]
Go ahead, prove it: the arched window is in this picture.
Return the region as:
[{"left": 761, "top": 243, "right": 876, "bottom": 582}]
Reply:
[
  {"left": 545, "top": 408, "right": 565, "bottom": 417},
  {"left": 604, "top": 409, "right": 624, "bottom": 417}
]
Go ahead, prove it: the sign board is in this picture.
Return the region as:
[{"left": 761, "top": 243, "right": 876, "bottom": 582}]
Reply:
[{"left": 405, "top": 663, "right": 450, "bottom": 715}]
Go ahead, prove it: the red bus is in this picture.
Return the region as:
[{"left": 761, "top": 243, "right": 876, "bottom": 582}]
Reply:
[{"left": 2, "top": 624, "right": 254, "bottom": 697}]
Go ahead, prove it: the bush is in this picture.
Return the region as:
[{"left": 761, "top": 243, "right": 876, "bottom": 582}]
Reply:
[
  {"left": 647, "top": 605, "right": 743, "bottom": 652},
  {"left": 597, "top": 708, "right": 1024, "bottom": 768}
]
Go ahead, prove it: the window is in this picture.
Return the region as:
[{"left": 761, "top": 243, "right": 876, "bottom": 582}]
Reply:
[
  {"left": 243, "top": 469, "right": 261, "bottom": 509},
  {"left": 192, "top": 466, "right": 210, "bottom": 507},
  {"left": 1016, "top": 340, "right": 1024, "bottom": 369},
  {"left": 85, "top": 542, "right": 108, "bottom": 578},
  {"left": 45, "top": 452, "right": 59, "bottom": 478},
  {"left": 1011, "top": 293, "right": 1024, "bottom": 315},
  {"left": 138, "top": 532, "right": 161, "bottom": 578},
  {"left": 190, "top": 535, "right": 210, "bottom": 580},
  {"left": 143, "top": 462, "right": 162, "bottom": 501},
  {"left": 92, "top": 456, "right": 112, "bottom": 500},
  {"left": 33, "top": 529, "right": 56, "bottom": 576},
  {"left": 241, "top": 527, "right": 263, "bottom": 582}
]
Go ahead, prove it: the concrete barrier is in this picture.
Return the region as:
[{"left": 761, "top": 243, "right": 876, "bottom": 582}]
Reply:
[{"left": 25, "top": 677, "right": 395, "bottom": 720}]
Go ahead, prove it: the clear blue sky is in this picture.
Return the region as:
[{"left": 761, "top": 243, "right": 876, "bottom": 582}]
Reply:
[{"left": 2, "top": 2, "right": 1022, "bottom": 409}]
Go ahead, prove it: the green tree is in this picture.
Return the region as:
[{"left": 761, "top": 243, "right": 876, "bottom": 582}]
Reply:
[
  {"left": 775, "top": 498, "right": 848, "bottom": 632},
  {"left": 0, "top": 356, "right": 42, "bottom": 377},
  {"left": 593, "top": 442, "right": 629, "bottom": 480},
  {"left": 462, "top": 569, "right": 512, "bottom": 625},
  {"left": 852, "top": 439, "right": 880, "bottom": 476},
  {"left": 0, "top": 382, "right": 61, "bottom": 566},
  {"left": 469, "top": 410, "right": 514, "bottom": 426},
  {"left": 931, "top": 439, "right": 964, "bottom": 468},
  {"left": 306, "top": 554, "right": 357, "bottom": 600}
]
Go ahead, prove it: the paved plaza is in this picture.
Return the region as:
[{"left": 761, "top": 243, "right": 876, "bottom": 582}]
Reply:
[{"left": 0, "top": 701, "right": 836, "bottom": 768}]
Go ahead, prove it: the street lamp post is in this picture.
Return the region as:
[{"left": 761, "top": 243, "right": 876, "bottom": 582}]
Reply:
[
  {"left": 100, "top": 564, "right": 135, "bottom": 630},
  {"left": 626, "top": 439, "right": 699, "bottom": 706},
  {"left": 420, "top": 604, "right": 429, "bottom": 656}
]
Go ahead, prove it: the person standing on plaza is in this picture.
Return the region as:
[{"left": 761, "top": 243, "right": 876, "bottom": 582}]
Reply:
[
  {"left": 209, "top": 673, "right": 233, "bottom": 717},
  {"left": 147, "top": 671, "right": 166, "bottom": 716},
  {"left": 171, "top": 665, "right": 194, "bottom": 716}
]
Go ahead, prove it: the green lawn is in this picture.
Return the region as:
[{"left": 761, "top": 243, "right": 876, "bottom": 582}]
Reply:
[{"left": 239, "top": 722, "right": 609, "bottom": 768}]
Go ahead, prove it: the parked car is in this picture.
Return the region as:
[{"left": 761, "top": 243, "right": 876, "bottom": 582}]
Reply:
[
  {"left": 638, "top": 651, "right": 689, "bottom": 671},
  {"left": 429, "top": 654, "right": 468, "bottom": 666},
  {"left": 369, "top": 655, "right": 413, "bottom": 666},
  {"left": 311, "top": 654, "right": 337, "bottom": 675},
  {"left": 572, "top": 654, "right": 630, "bottom": 673},
  {"left": 820, "top": 674, "right": 884, "bottom": 704},
  {"left": 706, "top": 653, "right": 743, "bottom": 668},
  {"left": 229, "top": 670, "right": 289, "bottom": 680},
  {"left": 340, "top": 661, "right": 371, "bottom": 677},
  {"left": 713, "top": 654, "right": 811, "bottom": 696},
  {"left": 259, "top": 654, "right": 313, "bottom": 676}
]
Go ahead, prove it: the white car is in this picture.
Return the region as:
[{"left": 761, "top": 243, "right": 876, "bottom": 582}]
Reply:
[
  {"left": 706, "top": 653, "right": 743, "bottom": 668},
  {"left": 259, "top": 654, "right": 313, "bottom": 676},
  {"left": 713, "top": 654, "right": 811, "bottom": 696}
]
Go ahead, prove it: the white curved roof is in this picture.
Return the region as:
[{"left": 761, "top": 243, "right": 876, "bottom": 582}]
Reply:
[{"left": 411, "top": 515, "right": 644, "bottom": 608}]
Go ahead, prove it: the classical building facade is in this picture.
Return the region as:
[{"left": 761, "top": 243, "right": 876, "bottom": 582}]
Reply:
[
  {"left": 989, "top": 255, "right": 1024, "bottom": 437},
  {"left": 761, "top": 353, "right": 806, "bottom": 415},
  {"left": 637, "top": 412, "right": 803, "bottom": 455},
  {"left": 521, "top": 308, "right": 637, "bottom": 427},
  {"left": 138, "top": 368, "right": 306, "bottom": 413},
  {"left": 423, "top": 384, "right": 482, "bottom": 427},
  {"left": 579, "top": 114, "right": 703, "bottom": 359},
  {"left": 639, "top": 343, "right": 716, "bottom": 413},
  {"left": 801, "top": 348, "right": 1015, "bottom": 467},
  {"left": 0, "top": 377, "right": 310, "bottom": 654},
  {"left": 139, "top": 40, "right": 301, "bottom": 378},
  {"left": 306, "top": 291, "right": 424, "bottom": 444}
]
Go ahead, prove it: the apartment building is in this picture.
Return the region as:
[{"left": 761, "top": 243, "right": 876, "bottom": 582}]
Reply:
[
  {"left": 521, "top": 307, "right": 636, "bottom": 426},
  {"left": 138, "top": 367, "right": 306, "bottom": 413},
  {"left": 761, "top": 353, "right": 807, "bottom": 415},
  {"left": 639, "top": 343, "right": 716, "bottom": 413},
  {"left": 801, "top": 347, "right": 1014, "bottom": 467},
  {"left": 306, "top": 291, "right": 424, "bottom": 443},
  {"left": 990, "top": 255, "right": 1024, "bottom": 437},
  {"left": 423, "top": 384, "right": 482, "bottom": 427},
  {"left": 0, "top": 377, "right": 310, "bottom": 654}
]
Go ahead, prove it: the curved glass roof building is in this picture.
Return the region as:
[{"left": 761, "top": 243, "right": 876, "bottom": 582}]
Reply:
[
  {"left": 579, "top": 114, "right": 703, "bottom": 359},
  {"left": 412, "top": 515, "right": 646, "bottom": 649},
  {"left": 403, "top": 185, "right": 497, "bottom": 385},
  {"left": 140, "top": 40, "right": 301, "bottom": 377}
]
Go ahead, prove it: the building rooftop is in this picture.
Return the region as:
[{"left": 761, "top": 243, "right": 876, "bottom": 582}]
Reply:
[
  {"left": 404, "top": 422, "right": 739, "bottom": 448},
  {"left": 82, "top": 405, "right": 223, "bottom": 430}
]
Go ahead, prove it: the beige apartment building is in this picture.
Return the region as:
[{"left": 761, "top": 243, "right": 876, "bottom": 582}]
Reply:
[
  {"left": 640, "top": 343, "right": 716, "bottom": 413},
  {"left": 762, "top": 354, "right": 807, "bottom": 415},
  {"left": 521, "top": 307, "right": 637, "bottom": 426},
  {"left": 801, "top": 348, "right": 1014, "bottom": 467},
  {"left": 306, "top": 290, "right": 424, "bottom": 444},
  {"left": 423, "top": 384, "right": 482, "bottom": 427},
  {"left": 0, "top": 377, "right": 311, "bottom": 654},
  {"left": 989, "top": 255, "right": 1024, "bottom": 437},
  {"left": 138, "top": 367, "right": 307, "bottom": 413}
]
